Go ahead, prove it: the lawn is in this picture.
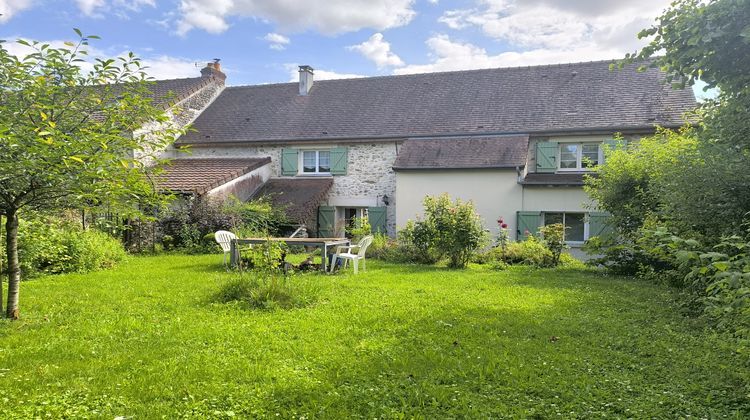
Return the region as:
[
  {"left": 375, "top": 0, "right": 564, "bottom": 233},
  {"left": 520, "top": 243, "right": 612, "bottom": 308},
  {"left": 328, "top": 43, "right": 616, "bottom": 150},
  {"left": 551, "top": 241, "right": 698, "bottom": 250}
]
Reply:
[{"left": 0, "top": 254, "right": 747, "bottom": 418}]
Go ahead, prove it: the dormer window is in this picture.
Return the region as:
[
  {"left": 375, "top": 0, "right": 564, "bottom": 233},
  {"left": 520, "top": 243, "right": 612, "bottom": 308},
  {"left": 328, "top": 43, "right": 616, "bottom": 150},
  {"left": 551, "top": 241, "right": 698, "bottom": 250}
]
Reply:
[
  {"left": 302, "top": 150, "right": 330, "bottom": 174},
  {"left": 559, "top": 142, "right": 602, "bottom": 171}
]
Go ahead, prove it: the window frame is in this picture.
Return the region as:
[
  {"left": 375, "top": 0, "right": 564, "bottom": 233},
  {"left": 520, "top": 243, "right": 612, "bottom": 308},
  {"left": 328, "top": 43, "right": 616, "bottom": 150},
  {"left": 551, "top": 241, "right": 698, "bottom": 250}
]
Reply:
[
  {"left": 299, "top": 149, "right": 332, "bottom": 175},
  {"left": 542, "top": 211, "right": 590, "bottom": 245},
  {"left": 557, "top": 142, "right": 603, "bottom": 172}
]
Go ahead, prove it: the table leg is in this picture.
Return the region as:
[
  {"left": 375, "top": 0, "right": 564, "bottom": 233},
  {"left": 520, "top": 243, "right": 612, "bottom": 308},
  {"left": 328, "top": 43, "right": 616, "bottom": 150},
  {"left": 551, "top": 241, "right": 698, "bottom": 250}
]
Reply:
[
  {"left": 230, "top": 240, "right": 239, "bottom": 268},
  {"left": 322, "top": 244, "right": 328, "bottom": 272}
]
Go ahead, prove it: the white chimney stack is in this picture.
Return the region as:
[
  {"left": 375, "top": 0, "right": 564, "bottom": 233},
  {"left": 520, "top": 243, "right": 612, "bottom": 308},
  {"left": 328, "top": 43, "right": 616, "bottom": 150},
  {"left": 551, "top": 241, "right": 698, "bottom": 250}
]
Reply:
[{"left": 298, "top": 65, "right": 314, "bottom": 95}]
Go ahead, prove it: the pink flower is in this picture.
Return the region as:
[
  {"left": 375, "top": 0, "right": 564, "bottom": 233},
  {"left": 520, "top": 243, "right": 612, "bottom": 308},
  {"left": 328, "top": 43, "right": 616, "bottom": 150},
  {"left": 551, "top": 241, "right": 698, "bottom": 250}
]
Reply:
[{"left": 501, "top": 223, "right": 508, "bottom": 229}]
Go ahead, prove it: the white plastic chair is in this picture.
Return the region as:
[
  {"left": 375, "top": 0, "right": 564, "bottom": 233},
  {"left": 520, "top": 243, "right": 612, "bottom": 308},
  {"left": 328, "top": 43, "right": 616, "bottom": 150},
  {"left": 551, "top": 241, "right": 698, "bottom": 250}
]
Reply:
[
  {"left": 214, "top": 230, "right": 237, "bottom": 268},
  {"left": 330, "top": 235, "right": 374, "bottom": 274}
]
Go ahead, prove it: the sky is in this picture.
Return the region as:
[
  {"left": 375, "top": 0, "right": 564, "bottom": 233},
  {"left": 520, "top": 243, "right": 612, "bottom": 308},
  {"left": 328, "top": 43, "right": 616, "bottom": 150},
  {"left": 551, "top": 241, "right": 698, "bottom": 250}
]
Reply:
[{"left": 0, "top": 0, "right": 709, "bottom": 98}]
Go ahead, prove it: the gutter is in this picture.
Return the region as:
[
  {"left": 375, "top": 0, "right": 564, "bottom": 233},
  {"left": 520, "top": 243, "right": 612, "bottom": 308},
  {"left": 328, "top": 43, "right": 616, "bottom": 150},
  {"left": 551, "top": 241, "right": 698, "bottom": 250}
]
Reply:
[{"left": 175, "top": 124, "right": 682, "bottom": 148}]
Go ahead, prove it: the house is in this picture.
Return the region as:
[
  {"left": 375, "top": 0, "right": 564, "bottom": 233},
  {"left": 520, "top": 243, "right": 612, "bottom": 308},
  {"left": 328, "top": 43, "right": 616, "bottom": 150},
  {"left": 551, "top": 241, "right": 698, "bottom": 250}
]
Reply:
[{"left": 154, "top": 60, "right": 696, "bottom": 247}]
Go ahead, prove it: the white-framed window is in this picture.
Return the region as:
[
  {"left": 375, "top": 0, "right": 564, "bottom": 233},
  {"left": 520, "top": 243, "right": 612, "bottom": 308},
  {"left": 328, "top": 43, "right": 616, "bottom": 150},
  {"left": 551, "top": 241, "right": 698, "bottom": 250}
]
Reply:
[
  {"left": 558, "top": 142, "right": 602, "bottom": 171},
  {"left": 543, "top": 212, "right": 588, "bottom": 244},
  {"left": 301, "top": 150, "right": 331, "bottom": 174}
]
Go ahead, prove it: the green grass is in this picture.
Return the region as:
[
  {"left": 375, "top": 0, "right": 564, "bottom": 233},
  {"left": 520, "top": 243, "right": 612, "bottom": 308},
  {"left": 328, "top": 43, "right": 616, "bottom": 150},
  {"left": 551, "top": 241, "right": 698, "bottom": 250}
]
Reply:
[{"left": 0, "top": 254, "right": 748, "bottom": 418}]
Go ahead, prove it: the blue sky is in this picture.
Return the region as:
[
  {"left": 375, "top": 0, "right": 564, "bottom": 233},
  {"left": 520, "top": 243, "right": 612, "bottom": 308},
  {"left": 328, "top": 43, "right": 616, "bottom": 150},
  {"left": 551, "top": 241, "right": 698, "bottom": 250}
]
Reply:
[{"left": 0, "top": 0, "right": 709, "bottom": 98}]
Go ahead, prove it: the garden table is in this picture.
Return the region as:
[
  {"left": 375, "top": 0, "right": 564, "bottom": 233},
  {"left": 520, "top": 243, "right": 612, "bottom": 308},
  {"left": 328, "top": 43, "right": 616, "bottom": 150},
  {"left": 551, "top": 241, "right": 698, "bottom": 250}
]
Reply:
[{"left": 229, "top": 237, "right": 351, "bottom": 272}]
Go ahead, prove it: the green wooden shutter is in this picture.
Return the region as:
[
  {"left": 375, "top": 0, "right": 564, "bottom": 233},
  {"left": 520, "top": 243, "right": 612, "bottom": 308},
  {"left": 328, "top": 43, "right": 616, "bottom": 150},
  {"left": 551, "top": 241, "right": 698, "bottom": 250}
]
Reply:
[
  {"left": 317, "top": 206, "right": 335, "bottom": 238},
  {"left": 330, "top": 147, "right": 348, "bottom": 175},
  {"left": 367, "top": 207, "right": 387, "bottom": 234},
  {"left": 588, "top": 212, "right": 614, "bottom": 239},
  {"left": 516, "top": 211, "right": 542, "bottom": 240},
  {"left": 281, "top": 148, "right": 299, "bottom": 176},
  {"left": 536, "top": 142, "right": 558, "bottom": 173}
]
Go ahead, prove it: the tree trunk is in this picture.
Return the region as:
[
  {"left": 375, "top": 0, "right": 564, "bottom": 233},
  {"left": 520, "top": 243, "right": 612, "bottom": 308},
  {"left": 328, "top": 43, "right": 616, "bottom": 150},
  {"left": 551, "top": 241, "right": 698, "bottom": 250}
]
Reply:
[
  {"left": 0, "top": 213, "right": 3, "bottom": 316},
  {"left": 5, "top": 210, "right": 20, "bottom": 320}
]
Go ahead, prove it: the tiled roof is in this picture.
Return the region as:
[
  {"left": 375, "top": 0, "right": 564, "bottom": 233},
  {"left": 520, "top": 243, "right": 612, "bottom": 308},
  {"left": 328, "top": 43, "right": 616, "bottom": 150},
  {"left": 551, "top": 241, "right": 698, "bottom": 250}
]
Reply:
[
  {"left": 253, "top": 178, "right": 333, "bottom": 223},
  {"left": 521, "top": 173, "right": 596, "bottom": 186},
  {"left": 393, "top": 135, "right": 528, "bottom": 170},
  {"left": 147, "top": 77, "right": 219, "bottom": 108},
  {"left": 158, "top": 158, "right": 270, "bottom": 194},
  {"left": 177, "top": 60, "right": 697, "bottom": 145}
]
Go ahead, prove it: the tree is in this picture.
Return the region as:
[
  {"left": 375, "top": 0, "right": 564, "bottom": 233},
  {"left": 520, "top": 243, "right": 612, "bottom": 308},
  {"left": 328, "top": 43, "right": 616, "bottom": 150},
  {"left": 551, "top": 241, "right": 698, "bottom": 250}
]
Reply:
[
  {"left": 599, "top": 0, "right": 750, "bottom": 240},
  {"left": 0, "top": 31, "right": 182, "bottom": 319}
]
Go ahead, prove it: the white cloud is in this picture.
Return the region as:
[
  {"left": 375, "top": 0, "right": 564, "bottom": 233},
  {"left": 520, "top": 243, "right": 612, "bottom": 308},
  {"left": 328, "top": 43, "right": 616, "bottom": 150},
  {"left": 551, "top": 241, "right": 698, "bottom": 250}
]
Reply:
[
  {"left": 77, "top": 0, "right": 155, "bottom": 17},
  {"left": 438, "top": 0, "right": 672, "bottom": 52},
  {"left": 348, "top": 33, "right": 404, "bottom": 68},
  {"left": 263, "top": 32, "right": 290, "bottom": 51},
  {"left": 140, "top": 55, "right": 201, "bottom": 79},
  {"left": 284, "top": 64, "right": 365, "bottom": 82},
  {"left": 393, "top": 34, "right": 621, "bottom": 75},
  {"left": 176, "top": 0, "right": 416, "bottom": 36},
  {"left": 0, "top": 0, "right": 34, "bottom": 23},
  {"left": 1, "top": 37, "right": 199, "bottom": 80}
]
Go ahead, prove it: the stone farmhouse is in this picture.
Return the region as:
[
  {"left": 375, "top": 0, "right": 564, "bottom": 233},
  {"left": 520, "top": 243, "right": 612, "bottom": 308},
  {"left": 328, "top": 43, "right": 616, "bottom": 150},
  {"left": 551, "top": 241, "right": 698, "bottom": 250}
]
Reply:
[{"left": 153, "top": 60, "right": 696, "bottom": 247}]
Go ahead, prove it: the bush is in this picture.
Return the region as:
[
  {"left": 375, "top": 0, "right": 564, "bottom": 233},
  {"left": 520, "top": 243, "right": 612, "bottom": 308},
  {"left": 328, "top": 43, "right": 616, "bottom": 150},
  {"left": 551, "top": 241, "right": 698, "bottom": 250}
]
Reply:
[
  {"left": 392, "top": 220, "right": 442, "bottom": 265},
  {"left": 8, "top": 217, "right": 126, "bottom": 278},
  {"left": 158, "top": 196, "right": 289, "bottom": 253},
  {"left": 500, "top": 236, "right": 555, "bottom": 267},
  {"left": 423, "top": 194, "right": 487, "bottom": 268},
  {"left": 215, "top": 274, "right": 317, "bottom": 310},
  {"left": 539, "top": 223, "right": 566, "bottom": 266}
]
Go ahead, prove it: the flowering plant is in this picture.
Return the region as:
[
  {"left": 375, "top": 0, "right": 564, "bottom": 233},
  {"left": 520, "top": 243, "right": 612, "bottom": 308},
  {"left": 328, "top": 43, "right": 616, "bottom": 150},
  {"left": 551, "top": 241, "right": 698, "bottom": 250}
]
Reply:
[{"left": 496, "top": 216, "right": 510, "bottom": 250}]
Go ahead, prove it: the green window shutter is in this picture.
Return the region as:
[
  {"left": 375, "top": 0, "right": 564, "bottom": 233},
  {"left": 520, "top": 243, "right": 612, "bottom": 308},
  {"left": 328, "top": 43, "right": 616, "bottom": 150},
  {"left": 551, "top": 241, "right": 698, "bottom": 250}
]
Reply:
[
  {"left": 330, "top": 147, "right": 348, "bottom": 175},
  {"left": 516, "top": 211, "right": 542, "bottom": 240},
  {"left": 367, "top": 207, "right": 387, "bottom": 234},
  {"left": 536, "top": 142, "right": 558, "bottom": 173},
  {"left": 281, "top": 148, "right": 299, "bottom": 176},
  {"left": 317, "top": 206, "right": 335, "bottom": 238},
  {"left": 588, "top": 212, "right": 614, "bottom": 239}
]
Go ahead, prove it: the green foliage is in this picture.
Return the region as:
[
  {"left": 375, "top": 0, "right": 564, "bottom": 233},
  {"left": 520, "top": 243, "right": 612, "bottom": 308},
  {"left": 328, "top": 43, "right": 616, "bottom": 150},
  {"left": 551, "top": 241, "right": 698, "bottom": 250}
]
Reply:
[
  {"left": 215, "top": 273, "right": 317, "bottom": 311},
  {"left": 0, "top": 31, "right": 185, "bottom": 316},
  {"left": 623, "top": 0, "right": 750, "bottom": 93},
  {"left": 347, "top": 215, "right": 372, "bottom": 241},
  {"left": 539, "top": 223, "right": 566, "bottom": 266},
  {"left": 158, "top": 196, "right": 288, "bottom": 253},
  {"left": 391, "top": 219, "right": 442, "bottom": 264},
  {"left": 9, "top": 217, "right": 126, "bottom": 277},
  {"left": 242, "top": 240, "right": 287, "bottom": 272},
  {"left": 420, "top": 193, "right": 488, "bottom": 268},
  {"left": 585, "top": 128, "right": 702, "bottom": 235},
  {"left": 499, "top": 236, "right": 555, "bottom": 268}
]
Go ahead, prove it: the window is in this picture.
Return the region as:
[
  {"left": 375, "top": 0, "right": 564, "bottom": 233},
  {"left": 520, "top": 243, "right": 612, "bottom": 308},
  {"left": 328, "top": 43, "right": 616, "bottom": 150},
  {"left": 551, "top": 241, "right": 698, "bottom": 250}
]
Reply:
[
  {"left": 558, "top": 142, "right": 601, "bottom": 171},
  {"left": 543, "top": 212, "right": 586, "bottom": 242},
  {"left": 302, "top": 150, "right": 331, "bottom": 174}
]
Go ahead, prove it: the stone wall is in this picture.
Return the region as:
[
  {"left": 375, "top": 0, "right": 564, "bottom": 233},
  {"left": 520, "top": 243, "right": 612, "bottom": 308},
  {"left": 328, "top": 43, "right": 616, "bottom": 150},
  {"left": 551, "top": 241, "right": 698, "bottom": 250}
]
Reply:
[{"left": 182, "top": 141, "right": 400, "bottom": 235}]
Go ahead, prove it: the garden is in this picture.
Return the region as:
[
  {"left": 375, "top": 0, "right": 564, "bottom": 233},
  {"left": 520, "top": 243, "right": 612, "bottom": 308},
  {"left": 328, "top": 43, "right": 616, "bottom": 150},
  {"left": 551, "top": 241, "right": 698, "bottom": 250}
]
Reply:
[{"left": 1, "top": 0, "right": 749, "bottom": 417}]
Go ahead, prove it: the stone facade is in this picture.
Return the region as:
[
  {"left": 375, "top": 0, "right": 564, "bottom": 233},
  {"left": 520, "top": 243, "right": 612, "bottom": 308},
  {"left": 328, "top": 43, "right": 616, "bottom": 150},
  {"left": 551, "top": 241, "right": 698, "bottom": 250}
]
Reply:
[{"left": 173, "top": 141, "right": 400, "bottom": 235}]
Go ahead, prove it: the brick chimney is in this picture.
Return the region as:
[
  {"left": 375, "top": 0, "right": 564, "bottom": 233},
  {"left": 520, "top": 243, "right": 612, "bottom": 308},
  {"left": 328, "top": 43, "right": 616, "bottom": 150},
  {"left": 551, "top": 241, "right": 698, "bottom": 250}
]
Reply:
[
  {"left": 201, "top": 59, "right": 226, "bottom": 82},
  {"left": 298, "top": 65, "right": 313, "bottom": 95}
]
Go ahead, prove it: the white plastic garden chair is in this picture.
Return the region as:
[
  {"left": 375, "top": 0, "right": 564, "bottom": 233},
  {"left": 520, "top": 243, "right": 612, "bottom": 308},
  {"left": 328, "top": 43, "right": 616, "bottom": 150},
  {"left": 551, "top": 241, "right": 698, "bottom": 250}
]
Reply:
[
  {"left": 330, "top": 235, "right": 374, "bottom": 274},
  {"left": 214, "top": 230, "right": 237, "bottom": 268}
]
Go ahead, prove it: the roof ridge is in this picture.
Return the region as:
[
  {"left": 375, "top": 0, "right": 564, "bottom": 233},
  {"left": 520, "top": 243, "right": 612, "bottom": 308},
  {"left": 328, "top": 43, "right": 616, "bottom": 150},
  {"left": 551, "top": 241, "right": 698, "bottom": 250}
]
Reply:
[{"left": 224, "top": 58, "right": 645, "bottom": 89}]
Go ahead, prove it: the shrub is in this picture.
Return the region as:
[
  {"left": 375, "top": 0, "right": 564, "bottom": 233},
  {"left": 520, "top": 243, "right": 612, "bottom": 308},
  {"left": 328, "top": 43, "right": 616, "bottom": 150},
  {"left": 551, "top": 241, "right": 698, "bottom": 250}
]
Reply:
[
  {"left": 366, "top": 233, "right": 394, "bottom": 260},
  {"left": 499, "top": 236, "right": 554, "bottom": 267},
  {"left": 539, "top": 223, "right": 566, "bottom": 266},
  {"left": 423, "top": 194, "right": 487, "bottom": 268},
  {"left": 347, "top": 215, "right": 372, "bottom": 241},
  {"left": 391, "top": 220, "right": 441, "bottom": 264},
  {"left": 8, "top": 217, "right": 126, "bottom": 278}
]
